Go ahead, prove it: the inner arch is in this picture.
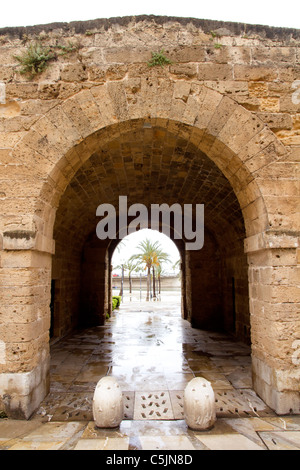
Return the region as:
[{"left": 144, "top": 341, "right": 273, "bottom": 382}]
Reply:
[{"left": 111, "top": 228, "right": 182, "bottom": 303}]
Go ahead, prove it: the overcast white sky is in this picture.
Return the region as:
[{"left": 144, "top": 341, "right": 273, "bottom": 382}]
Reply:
[
  {"left": 112, "top": 229, "right": 180, "bottom": 270},
  {"left": 0, "top": 0, "right": 299, "bottom": 29}
]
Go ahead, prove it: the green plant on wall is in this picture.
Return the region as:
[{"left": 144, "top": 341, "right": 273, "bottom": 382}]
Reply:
[
  {"left": 14, "top": 40, "right": 79, "bottom": 78},
  {"left": 147, "top": 49, "right": 172, "bottom": 67},
  {"left": 209, "top": 30, "right": 223, "bottom": 49},
  {"left": 14, "top": 42, "right": 56, "bottom": 77}
]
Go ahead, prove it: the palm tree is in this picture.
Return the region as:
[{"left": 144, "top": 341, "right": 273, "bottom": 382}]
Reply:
[
  {"left": 129, "top": 238, "right": 170, "bottom": 301},
  {"left": 173, "top": 258, "right": 181, "bottom": 272},
  {"left": 155, "top": 264, "right": 166, "bottom": 297},
  {"left": 115, "top": 260, "right": 140, "bottom": 294}
]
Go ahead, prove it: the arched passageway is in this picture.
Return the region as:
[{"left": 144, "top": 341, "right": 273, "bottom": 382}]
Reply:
[
  {"left": 51, "top": 118, "right": 249, "bottom": 341},
  {"left": 1, "top": 78, "right": 298, "bottom": 419},
  {"left": 47, "top": 114, "right": 255, "bottom": 425}
]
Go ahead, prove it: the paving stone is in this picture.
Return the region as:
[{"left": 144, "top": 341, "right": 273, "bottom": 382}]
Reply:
[
  {"left": 74, "top": 437, "right": 130, "bottom": 450},
  {"left": 22, "top": 422, "right": 85, "bottom": 442},
  {"left": 0, "top": 419, "right": 44, "bottom": 445},
  {"left": 195, "top": 432, "right": 265, "bottom": 450},
  {"left": 81, "top": 420, "right": 132, "bottom": 439},
  {"left": 7, "top": 440, "right": 66, "bottom": 451},
  {"left": 258, "top": 431, "right": 300, "bottom": 450},
  {"left": 262, "top": 415, "right": 300, "bottom": 431},
  {"left": 139, "top": 435, "right": 195, "bottom": 450}
]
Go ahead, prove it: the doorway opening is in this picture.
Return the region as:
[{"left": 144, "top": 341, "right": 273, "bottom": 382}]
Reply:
[{"left": 110, "top": 228, "right": 182, "bottom": 308}]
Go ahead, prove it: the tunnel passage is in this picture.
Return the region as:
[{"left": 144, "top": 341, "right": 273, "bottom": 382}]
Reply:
[{"left": 51, "top": 119, "right": 250, "bottom": 344}]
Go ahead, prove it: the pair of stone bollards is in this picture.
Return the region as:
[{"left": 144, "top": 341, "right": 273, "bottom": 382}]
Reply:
[{"left": 93, "top": 376, "right": 216, "bottom": 430}]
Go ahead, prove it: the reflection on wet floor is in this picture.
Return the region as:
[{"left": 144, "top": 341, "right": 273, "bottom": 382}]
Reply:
[{"left": 34, "top": 299, "right": 273, "bottom": 423}]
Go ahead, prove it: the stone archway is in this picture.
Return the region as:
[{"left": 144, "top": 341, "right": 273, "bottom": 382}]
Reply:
[{"left": 0, "top": 78, "right": 298, "bottom": 418}]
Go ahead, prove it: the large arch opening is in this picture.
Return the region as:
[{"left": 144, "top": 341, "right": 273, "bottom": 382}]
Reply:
[
  {"left": 50, "top": 118, "right": 250, "bottom": 345},
  {"left": 47, "top": 121, "right": 253, "bottom": 420}
]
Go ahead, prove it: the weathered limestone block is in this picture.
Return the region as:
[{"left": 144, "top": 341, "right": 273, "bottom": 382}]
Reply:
[
  {"left": 252, "top": 357, "right": 300, "bottom": 415},
  {"left": 60, "top": 63, "right": 88, "bottom": 82},
  {"left": 103, "top": 46, "right": 151, "bottom": 64},
  {"left": 187, "top": 85, "right": 223, "bottom": 130},
  {"left": 169, "top": 63, "right": 197, "bottom": 79},
  {"left": 61, "top": 90, "right": 103, "bottom": 138},
  {"left": 107, "top": 81, "right": 129, "bottom": 121},
  {"left": 184, "top": 377, "right": 216, "bottom": 430},
  {"left": 197, "top": 63, "right": 233, "bottom": 81},
  {"left": 257, "top": 112, "right": 293, "bottom": 131},
  {"left": 93, "top": 377, "right": 123, "bottom": 428},
  {"left": 6, "top": 83, "right": 39, "bottom": 100},
  {"left": 90, "top": 84, "right": 117, "bottom": 126},
  {"left": 234, "top": 65, "right": 277, "bottom": 81},
  {"left": 3, "top": 230, "right": 36, "bottom": 251},
  {"left": 0, "top": 356, "right": 49, "bottom": 419}
]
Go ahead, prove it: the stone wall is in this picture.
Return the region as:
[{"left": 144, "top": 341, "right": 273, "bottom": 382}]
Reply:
[{"left": 0, "top": 15, "right": 299, "bottom": 141}]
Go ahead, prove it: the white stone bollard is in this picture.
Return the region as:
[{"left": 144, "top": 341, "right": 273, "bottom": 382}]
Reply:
[
  {"left": 184, "top": 377, "right": 216, "bottom": 430},
  {"left": 92, "top": 377, "right": 124, "bottom": 428}
]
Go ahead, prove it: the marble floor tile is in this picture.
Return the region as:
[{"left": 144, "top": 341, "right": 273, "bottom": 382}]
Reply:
[
  {"left": 258, "top": 431, "right": 300, "bottom": 450},
  {"left": 195, "top": 432, "right": 265, "bottom": 450},
  {"left": 262, "top": 415, "right": 300, "bottom": 431},
  {"left": 81, "top": 420, "right": 132, "bottom": 439},
  {"left": 139, "top": 435, "right": 195, "bottom": 450},
  {"left": 0, "top": 419, "right": 44, "bottom": 443},
  {"left": 195, "top": 371, "right": 234, "bottom": 390},
  {"left": 224, "top": 367, "right": 253, "bottom": 388},
  {"left": 7, "top": 440, "right": 65, "bottom": 450},
  {"left": 74, "top": 437, "right": 130, "bottom": 450},
  {"left": 22, "top": 422, "right": 85, "bottom": 442}
]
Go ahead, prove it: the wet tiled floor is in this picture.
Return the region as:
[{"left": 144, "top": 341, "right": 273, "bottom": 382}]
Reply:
[{"left": 1, "top": 298, "right": 300, "bottom": 450}]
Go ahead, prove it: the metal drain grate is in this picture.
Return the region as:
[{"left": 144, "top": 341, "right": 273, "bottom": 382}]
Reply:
[{"left": 133, "top": 391, "right": 174, "bottom": 420}]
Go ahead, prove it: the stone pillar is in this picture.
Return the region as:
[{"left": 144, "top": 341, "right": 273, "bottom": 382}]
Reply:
[
  {"left": 245, "top": 231, "right": 300, "bottom": 415},
  {"left": 80, "top": 239, "right": 108, "bottom": 327},
  {"left": 0, "top": 230, "right": 54, "bottom": 419},
  {"left": 187, "top": 232, "right": 223, "bottom": 330}
]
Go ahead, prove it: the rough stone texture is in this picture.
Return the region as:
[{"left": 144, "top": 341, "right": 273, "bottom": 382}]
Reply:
[{"left": 0, "top": 16, "right": 299, "bottom": 418}]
